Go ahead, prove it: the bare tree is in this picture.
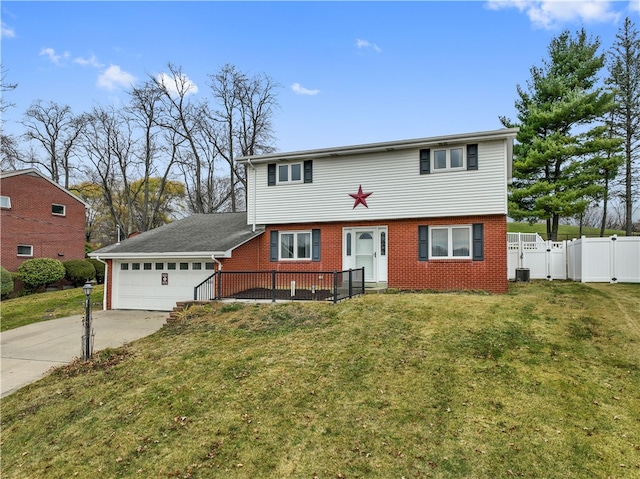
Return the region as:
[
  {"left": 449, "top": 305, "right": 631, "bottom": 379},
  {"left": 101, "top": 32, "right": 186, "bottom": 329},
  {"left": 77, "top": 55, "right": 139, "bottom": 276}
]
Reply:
[
  {"left": 80, "top": 106, "right": 138, "bottom": 239},
  {"left": 153, "top": 63, "right": 230, "bottom": 214},
  {"left": 0, "top": 66, "right": 23, "bottom": 170},
  {"left": 208, "top": 64, "right": 279, "bottom": 211},
  {"left": 21, "top": 100, "right": 85, "bottom": 188},
  {"left": 126, "top": 81, "right": 184, "bottom": 231}
]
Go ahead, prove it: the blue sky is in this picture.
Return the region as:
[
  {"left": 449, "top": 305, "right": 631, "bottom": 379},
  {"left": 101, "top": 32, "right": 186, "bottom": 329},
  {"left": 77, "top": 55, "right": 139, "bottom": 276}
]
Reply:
[{"left": 1, "top": 1, "right": 638, "bottom": 153}]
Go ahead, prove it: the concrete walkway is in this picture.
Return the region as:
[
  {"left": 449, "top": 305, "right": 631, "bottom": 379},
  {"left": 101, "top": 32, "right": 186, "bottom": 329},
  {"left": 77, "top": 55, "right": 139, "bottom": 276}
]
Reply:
[{"left": 1, "top": 310, "right": 168, "bottom": 398}]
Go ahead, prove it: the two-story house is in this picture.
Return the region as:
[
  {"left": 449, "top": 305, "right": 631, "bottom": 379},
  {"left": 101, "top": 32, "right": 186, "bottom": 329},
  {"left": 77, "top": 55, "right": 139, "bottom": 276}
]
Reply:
[
  {"left": 91, "top": 128, "right": 517, "bottom": 310},
  {"left": 1, "top": 169, "right": 88, "bottom": 272}
]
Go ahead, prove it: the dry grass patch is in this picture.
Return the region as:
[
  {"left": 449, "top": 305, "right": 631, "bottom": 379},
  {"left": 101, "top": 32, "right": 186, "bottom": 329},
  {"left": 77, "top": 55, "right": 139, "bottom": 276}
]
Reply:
[{"left": 1, "top": 282, "right": 639, "bottom": 478}]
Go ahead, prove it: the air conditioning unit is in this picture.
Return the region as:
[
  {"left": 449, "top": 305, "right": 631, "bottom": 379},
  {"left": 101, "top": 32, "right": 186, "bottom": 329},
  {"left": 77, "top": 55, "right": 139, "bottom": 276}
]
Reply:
[{"left": 515, "top": 268, "right": 530, "bottom": 282}]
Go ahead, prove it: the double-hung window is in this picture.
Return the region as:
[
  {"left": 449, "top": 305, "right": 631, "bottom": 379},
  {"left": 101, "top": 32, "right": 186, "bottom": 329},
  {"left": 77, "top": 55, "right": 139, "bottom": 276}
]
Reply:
[{"left": 280, "top": 231, "right": 311, "bottom": 260}]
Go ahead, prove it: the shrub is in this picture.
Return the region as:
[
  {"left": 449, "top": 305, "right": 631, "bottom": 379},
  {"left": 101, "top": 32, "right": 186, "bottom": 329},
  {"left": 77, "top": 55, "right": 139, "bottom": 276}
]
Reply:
[
  {"left": 63, "top": 260, "right": 96, "bottom": 287},
  {"left": 87, "top": 259, "right": 105, "bottom": 284},
  {"left": 18, "top": 258, "right": 66, "bottom": 291},
  {"left": 1, "top": 266, "right": 14, "bottom": 297}
]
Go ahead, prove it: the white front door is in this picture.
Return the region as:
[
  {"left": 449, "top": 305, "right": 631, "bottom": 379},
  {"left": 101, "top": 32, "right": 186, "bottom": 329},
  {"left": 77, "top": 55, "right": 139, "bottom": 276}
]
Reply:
[{"left": 343, "top": 226, "right": 388, "bottom": 284}]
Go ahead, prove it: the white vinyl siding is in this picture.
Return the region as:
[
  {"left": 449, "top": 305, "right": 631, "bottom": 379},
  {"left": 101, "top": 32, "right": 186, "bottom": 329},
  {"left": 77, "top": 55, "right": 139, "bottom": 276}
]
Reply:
[{"left": 248, "top": 140, "right": 508, "bottom": 225}]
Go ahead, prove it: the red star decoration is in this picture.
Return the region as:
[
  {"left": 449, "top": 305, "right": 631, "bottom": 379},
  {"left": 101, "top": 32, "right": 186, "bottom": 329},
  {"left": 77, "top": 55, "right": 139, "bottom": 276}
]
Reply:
[{"left": 349, "top": 185, "right": 372, "bottom": 209}]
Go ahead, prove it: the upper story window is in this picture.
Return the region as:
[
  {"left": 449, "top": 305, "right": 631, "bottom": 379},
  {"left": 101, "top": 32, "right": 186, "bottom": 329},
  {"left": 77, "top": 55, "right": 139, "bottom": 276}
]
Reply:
[
  {"left": 17, "top": 244, "right": 33, "bottom": 257},
  {"left": 278, "top": 163, "right": 302, "bottom": 184},
  {"left": 420, "top": 144, "right": 478, "bottom": 174},
  {"left": 433, "top": 147, "right": 465, "bottom": 171},
  {"left": 52, "top": 204, "right": 66, "bottom": 216},
  {"left": 0, "top": 196, "right": 11, "bottom": 209},
  {"left": 268, "top": 160, "right": 313, "bottom": 186}
]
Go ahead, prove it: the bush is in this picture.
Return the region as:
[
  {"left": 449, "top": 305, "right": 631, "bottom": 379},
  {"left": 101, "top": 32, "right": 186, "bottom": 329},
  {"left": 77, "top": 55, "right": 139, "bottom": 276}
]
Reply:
[
  {"left": 86, "top": 259, "right": 105, "bottom": 284},
  {"left": 63, "top": 260, "right": 96, "bottom": 287},
  {"left": 18, "top": 258, "right": 66, "bottom": 291},
  {"left": 1, "top": 266, "right": 14, "bottom": 297}
]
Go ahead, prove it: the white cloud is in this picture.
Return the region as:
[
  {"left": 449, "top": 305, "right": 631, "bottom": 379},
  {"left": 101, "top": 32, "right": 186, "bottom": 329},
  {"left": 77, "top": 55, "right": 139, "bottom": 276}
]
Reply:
[
  {"left": 97, "top": 65, "right": 136, "bottom": 91},
  {"left": 356, "top": 38, "right": 382, "bottom": 53},
  {"left": 75, "top": 54, "right": 104, "bottom": 68},
  {"left": 1, "top": 22, "right": 15, "bottom": 39},
  {"left": 486, "top": 0, "right": 620, "bottom": 29},
  {"left": 630, "top": 0, "right": 639, "bottom": 13},
  {"left": 39, "top": 47, "right": 70, "bottom": 65},
  {"left": 155, "top": 71, "right": 199, "bottom": 97},
  {"left": 291, "top": 82, "right": 320, "bottom": 96}
]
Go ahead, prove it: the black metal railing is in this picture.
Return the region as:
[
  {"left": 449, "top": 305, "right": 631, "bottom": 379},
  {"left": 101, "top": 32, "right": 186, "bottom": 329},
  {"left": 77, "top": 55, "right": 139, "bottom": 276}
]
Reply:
[{"left": 194, "top": 268, "right": 365, "bottom": 304}]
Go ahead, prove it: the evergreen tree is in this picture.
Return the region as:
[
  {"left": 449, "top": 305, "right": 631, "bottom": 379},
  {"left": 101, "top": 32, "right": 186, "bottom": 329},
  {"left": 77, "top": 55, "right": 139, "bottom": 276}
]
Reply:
[
  {"left": 501, "top": 29, "right": 618, "bottom": 240},
  {"left": 607, "top": 17, "right": 640, "bottom": 235}
]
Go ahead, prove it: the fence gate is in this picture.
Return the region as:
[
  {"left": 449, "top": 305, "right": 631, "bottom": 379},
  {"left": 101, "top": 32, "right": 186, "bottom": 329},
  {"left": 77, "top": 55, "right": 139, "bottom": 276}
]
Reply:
[{"left": 507, "top": 233, "right": 567, "bottom": 281}]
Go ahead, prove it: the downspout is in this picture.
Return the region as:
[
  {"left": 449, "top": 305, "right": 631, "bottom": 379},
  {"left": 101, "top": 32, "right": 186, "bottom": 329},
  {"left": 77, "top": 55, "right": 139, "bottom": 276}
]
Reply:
[
  {"left": 94, "top": 256, "right": 108, "bottom": 311},
  {"left": 211, "top": 255, "right": 223, "bottom": 272},
  {"left": 247, "top": 158, "right": 256, "bottom": 232}
]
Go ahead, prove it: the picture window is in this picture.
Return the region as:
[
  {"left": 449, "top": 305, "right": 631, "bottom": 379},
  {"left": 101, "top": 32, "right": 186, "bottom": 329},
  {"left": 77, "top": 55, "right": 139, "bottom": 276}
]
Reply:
[{"left": 0, "top": 196, "right": 11, "bottom": 209}]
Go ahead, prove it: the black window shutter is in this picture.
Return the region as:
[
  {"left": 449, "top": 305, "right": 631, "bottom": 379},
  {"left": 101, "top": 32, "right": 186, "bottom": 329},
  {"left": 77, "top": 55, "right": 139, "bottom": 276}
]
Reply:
[
  {"left": 472, "top": 223, "right": 484, "bottom": 261},
  {"left": 304, "top": 160, "right": 313, "bottom": 183},
  {"left": 418, "top": 225, "right": 429, "bottom": 261},
  {"left": 312, "top": 229, "right": 321, "bottom": 261},
  {"left": 419, "top": 149, "right": 431, "bottom": 175},
  {"left": 270, "top": 230, "right": 279, "bottom": 261},
  {"left": 467, "top": 144, "right": 478, "bottom": 171},
  {"left": 268, "top": 164, "right": 276, "bottom": 186}
]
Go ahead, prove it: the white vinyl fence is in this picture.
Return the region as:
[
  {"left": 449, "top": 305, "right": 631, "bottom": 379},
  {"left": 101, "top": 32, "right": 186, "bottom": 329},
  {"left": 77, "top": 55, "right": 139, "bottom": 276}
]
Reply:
[
  {"left": 507, "top": 233, "right": 640, "bottom": 283},
  {"left": 567, "top": 235, "right": 640, "bottom": 283},
  {"left": 508, "top": 233, "right": 566, "bottom": 280}
]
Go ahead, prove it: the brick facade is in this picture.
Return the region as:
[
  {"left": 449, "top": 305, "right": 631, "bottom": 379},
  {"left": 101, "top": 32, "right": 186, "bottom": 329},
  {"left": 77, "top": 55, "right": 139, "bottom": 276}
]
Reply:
[
  {"left": 221, "top": 214, "right": 508, "bottom": 294},
  {"left": 1, "top": 171, "right": 86, "bottom": 271}
]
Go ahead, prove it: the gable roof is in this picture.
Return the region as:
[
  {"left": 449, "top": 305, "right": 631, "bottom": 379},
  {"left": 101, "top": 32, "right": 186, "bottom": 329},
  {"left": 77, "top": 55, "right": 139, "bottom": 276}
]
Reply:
[
  {"left": 237, "top": 128, "right": 518, "bottom": 164},
  {"left": 90, "top": 212, "right": 264, "bottom": 259},
  {"left": 0, "top": 168, "right": 89, "bottom": 207}
]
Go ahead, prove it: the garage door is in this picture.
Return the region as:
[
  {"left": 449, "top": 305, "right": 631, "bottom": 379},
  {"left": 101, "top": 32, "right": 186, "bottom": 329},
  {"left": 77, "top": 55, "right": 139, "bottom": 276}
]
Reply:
[{"left": 112, "top": 259, "right": 215, "bottom": 311}]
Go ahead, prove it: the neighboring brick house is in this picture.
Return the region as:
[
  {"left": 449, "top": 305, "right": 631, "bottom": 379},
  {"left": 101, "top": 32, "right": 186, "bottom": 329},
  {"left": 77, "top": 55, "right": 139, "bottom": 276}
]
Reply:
[
  {"left": 1, "top": 169, "right": 87, "bottom": 271},
  {"left": 92, "top": 128, "right": 518, "bottom": 311}
]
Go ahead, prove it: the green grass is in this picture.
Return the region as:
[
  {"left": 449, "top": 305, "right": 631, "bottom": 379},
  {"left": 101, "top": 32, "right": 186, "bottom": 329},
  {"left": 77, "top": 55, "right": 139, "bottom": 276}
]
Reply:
[
  {"left": 507, "top": 222, "right": 625, "bottom": 240},
  {"left": 0, "top": 285, "right": 104, "bottom": 331},
  {"left": 1, "top": 281, "right": 639, "bottom": 478}
]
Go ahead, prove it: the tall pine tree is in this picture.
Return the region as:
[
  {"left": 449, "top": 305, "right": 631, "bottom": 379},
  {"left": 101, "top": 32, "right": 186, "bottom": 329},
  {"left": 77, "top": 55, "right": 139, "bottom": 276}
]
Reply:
[
  {"left": 501, "top": 29, "right": 618, "bottom": 240},
  {"left": 607, "top": 17, "right": 640, "bottom": 235}
]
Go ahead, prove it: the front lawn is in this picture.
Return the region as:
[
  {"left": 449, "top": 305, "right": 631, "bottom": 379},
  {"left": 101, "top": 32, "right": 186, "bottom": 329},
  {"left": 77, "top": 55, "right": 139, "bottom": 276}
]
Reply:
[{"left": 1, "top": 282, "right": 638, "bottom": 478}]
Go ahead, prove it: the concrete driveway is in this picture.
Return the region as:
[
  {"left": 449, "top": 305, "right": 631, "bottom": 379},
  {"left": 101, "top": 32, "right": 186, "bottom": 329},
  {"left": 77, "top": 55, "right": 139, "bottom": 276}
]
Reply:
[{"left": 1, "top": 310, "right": 168, "bottom": 398}]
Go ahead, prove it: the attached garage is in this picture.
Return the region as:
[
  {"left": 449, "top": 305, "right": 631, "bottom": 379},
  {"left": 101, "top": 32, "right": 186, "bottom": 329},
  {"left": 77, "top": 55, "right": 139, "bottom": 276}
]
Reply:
[
  {"left": 112, "top": 259, "right": 216, "bottom": 311},
  {"left": 90, "top": 213, "right": 264, "bottom": 311}
]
